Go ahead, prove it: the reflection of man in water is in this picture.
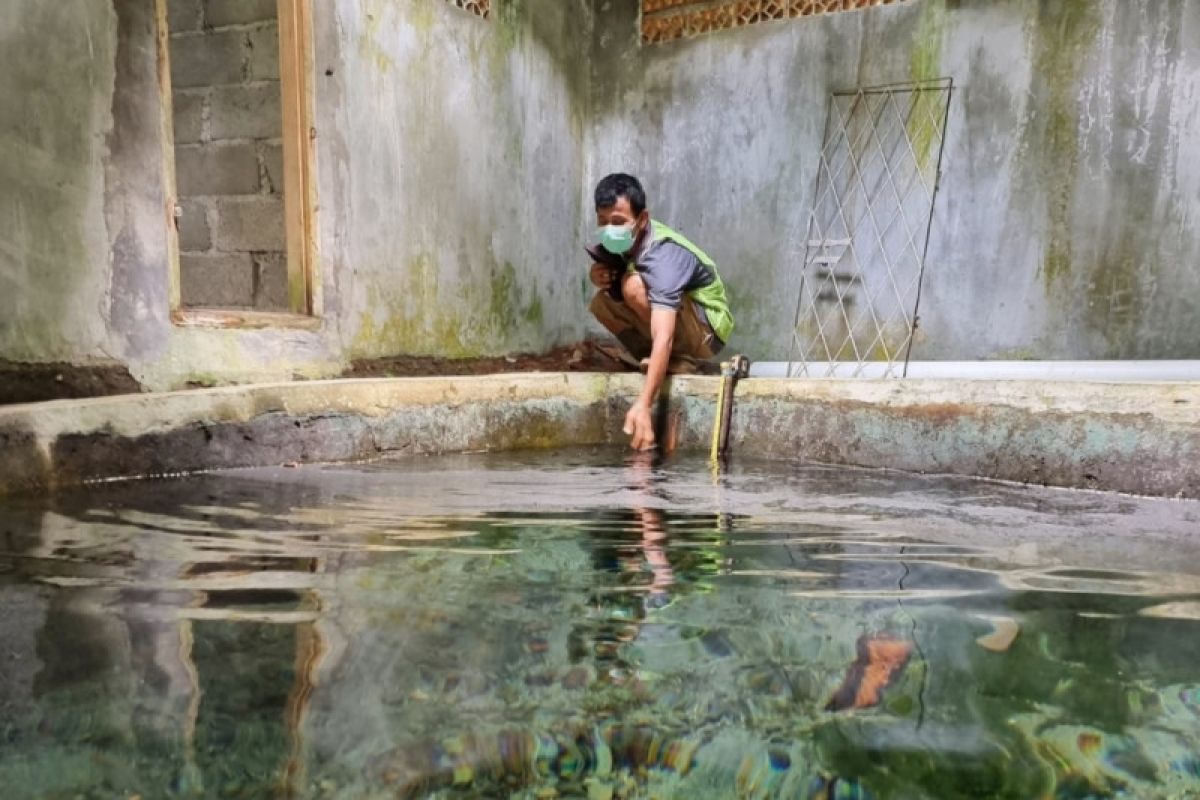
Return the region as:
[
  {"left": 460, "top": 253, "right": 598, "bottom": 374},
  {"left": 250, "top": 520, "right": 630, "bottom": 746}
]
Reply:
[
  {"left": 635, "top": 507, "right": 675, "bottom": 610},
  {"left": 571, "top": 506, "right": 678, "bottom": 680}
]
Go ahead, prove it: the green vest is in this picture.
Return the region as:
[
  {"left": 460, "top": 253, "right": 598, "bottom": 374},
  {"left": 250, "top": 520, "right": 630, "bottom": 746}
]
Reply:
[{"left": 637, "top": 220, "right": 735, "bottom": 343}]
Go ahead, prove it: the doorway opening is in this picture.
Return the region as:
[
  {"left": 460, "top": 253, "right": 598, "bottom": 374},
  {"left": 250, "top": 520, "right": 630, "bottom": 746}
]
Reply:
[{"left": 158, "top": 0, "right": 315, "bottom": 325}]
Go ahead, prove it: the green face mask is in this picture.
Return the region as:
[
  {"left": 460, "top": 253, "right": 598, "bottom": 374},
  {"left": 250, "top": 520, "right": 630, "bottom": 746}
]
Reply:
[{"left": 598, "top": 224, "right": 636, "bottom": 255}]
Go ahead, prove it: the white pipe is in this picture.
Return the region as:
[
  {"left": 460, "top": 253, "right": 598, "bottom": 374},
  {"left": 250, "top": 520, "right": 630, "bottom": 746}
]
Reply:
[{"left": 748, "top": 361, "right": 1200, "bottom": 381}]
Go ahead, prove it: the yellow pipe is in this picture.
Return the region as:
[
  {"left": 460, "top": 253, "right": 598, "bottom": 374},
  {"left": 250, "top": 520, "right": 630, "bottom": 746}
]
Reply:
[{"left": 710, "top": 362, "right": 730, "bottom": 464}]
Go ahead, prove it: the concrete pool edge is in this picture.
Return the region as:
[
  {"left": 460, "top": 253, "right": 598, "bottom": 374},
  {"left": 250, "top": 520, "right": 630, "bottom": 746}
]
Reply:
[
  {"left": 0, "top": 373, "right": 618, "bottom": 495},
  {"left": 664, "top": 376, "right": 1200, "bottom": 499},
  {"left": 0, "top": 373, "right": 1197, "bottom": 499}
]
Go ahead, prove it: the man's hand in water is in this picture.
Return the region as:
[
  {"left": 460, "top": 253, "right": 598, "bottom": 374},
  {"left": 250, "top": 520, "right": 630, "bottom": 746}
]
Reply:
[
  {"left": 623, "top": 401, "right": 655, "bottom": 450},
  {"left": 590, "top": 262, "right": 617, "bottom": 289},
  {"left": 623, "top": 307, "right": 674, "bottom": 451}
]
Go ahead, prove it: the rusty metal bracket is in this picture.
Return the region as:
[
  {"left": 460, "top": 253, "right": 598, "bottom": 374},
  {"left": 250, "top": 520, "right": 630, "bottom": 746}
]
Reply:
[{"left": 711, "top": 354, "right": 752, "bottom": 461}]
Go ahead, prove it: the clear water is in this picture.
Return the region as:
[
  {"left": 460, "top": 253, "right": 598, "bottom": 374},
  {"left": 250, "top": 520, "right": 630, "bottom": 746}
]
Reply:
[{"left": 2, "top": 448, "right": 1200, "bottom": 799}]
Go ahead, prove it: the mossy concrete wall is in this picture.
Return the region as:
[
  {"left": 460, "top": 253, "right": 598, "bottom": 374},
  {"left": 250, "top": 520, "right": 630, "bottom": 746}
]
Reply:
[
  {"left": 5, "top": 0, "right": 1200, "bottom": 389},
  {"left": 318, "top": 0, "right": 593, "bottom": 362},
  {"left": 588, "top": 0, "right": 1200, "bottom": 360},
  {"left": 0, "top": 0, "right": 593, "bottom": 391},
  {"left": 1, "top": 374, "right": 1197, "bottom": 499}
]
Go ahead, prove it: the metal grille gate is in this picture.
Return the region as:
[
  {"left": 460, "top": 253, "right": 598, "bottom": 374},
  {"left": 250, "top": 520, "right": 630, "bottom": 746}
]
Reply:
[{"left": 788, "top": 79, "right": 952, "bottom": 378}]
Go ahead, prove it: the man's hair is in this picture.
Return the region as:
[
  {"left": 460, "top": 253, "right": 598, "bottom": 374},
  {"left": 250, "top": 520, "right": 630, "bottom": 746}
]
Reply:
[{"left": 594, "top": 173, "right": 647, "bottom": 215}]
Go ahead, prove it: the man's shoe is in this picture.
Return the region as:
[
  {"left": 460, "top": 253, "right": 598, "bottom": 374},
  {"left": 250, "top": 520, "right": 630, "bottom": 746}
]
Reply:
[{"left": 596, "top": 343, "right": 642, "bottom": 371}]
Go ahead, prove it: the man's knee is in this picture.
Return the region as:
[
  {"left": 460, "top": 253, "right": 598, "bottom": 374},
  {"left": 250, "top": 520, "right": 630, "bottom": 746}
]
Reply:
[
  {"left": 587, "top": 290, "right": 609, "bottom": 317},
  {"left": 589, "top": 290, "right": 620, "bottom": 329},
  {"left": 622, "top": 272, "right": 647, "bottom": 301},
  {"left": 621, "top": 273, "right": 650, "bottom": 317}
]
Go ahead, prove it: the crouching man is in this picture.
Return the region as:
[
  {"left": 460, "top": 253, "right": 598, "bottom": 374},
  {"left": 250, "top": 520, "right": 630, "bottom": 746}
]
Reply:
[{"left": 586, "top": 173, "right": 735, "bottom": 450}]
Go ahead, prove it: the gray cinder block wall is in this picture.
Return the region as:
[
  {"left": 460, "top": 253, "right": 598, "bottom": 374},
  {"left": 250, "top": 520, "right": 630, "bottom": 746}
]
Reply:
[{"left": 168, "top": 0, "right": 288, "bottom": 310}]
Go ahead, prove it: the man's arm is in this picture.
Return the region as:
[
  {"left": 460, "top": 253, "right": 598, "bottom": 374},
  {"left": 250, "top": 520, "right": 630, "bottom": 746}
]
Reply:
[{"left": 623, "top": 306, "right": 676, "bottom": 450}]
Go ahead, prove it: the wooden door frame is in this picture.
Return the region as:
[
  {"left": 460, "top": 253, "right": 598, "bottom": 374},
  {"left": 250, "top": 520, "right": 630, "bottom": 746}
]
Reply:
[
  {"left": 279, "top": 0, "right": 317, "bottom": 317},
  {"left": 156, "top": 0, "right": 318, "bottom": 325}
]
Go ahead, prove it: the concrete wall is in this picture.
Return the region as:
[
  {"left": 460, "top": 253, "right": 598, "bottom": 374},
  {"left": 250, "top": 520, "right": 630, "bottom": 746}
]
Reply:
[
  {"left": 168, "top": 0, "right": 289, "bottom": 309},
  {"left": 0, "top": 0, "right": 593, "bottom": 391},
  {"left": 0, "top": 1, "right": 117, "bottom": 365},
  {"left": 5, "top": 0, "right": 1200, "bottom": 391},
  {"left": 588, "top": 0, "right": 1200, "bottom": 360},
  {"left": 317, "top": 0, "right": 592, "bottom": 362}
]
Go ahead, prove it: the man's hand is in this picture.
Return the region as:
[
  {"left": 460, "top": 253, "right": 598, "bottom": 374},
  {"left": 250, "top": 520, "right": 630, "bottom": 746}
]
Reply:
[
  {"left": 623, "top": 400, "right": 656, "bottom": 450},
  {"left": 622, "top": 306, "right": 675, "bottom": 451},
  {"left": 590, "top": 262, "right": 617, "bottom": 290}
]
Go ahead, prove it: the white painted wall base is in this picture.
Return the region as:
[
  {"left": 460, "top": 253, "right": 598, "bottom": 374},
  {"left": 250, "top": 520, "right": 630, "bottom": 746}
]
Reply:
[{"left": 749, "top": 361, "right": 1200, "bottom": 382}]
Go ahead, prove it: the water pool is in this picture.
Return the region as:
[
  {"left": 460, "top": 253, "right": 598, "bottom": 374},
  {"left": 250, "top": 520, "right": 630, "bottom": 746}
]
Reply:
[{"left": 1, "top": 448, "right": 1199, "bottom": 799}]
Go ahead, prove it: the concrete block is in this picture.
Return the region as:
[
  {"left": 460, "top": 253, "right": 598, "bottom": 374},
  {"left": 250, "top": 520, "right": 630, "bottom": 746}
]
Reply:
[
  {"left": 177, "top": 200, "right": 211, "bottom": 251},
  {"left": 261, "top": 142, "right": 283, "bottom": 193},
  {"left": 247, "top": 24, "right": 280, "bottom": 81},
  {"left": 253, "top": 253, "right": 290, "bottom": 310},
  {"left": 208, "top": 83, "right": 282, "bottom": 140},
  {"left": 205, "top": 0, "right": 278, "bottom": 27},
  {"left": 180, "top": 253, "right": 254, "bottom": 307},
  {"left": 169, "top": 30, "right": 246, "bottom": 89},
  {"left": 213, "top": 197, "right": 286, "bottom": 251},
  {"left": 174, "top": 142, "right": 259, "bottom": 196},
  {"left": 167, "top": 0, "right": 203, "bottom": 33},
  {"left": 171, "top": 90, "right": 205, "bottom": 145}
]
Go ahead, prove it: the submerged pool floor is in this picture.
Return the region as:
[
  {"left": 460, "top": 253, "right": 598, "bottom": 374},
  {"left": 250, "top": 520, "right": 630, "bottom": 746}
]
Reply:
[{"left": 2, "top": 448, "right": 1200, "bottom": 799}]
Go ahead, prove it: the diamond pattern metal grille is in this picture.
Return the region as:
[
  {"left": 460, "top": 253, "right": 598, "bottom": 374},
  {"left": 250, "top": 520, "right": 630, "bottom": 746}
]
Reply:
[
  {"left": 788, "top": 80, "right": 952, "bottom": 378},
  {"left": 641, "top": 0, "right": 910, "bottom": 45}
]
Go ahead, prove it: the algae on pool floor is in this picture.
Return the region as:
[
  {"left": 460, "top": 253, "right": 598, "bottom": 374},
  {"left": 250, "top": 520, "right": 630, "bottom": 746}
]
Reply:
[{"left": 1, "top": 448, "right": 1198, "bottom": 798}]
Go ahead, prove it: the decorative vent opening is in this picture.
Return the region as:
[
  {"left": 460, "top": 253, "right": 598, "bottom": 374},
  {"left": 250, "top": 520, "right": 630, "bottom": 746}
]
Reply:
[
  {"left": 642, "top": 0, "right": 910, "bottom": 45},
  {"left": 446, "top": 0, "right": 490, "bottom": 19}
]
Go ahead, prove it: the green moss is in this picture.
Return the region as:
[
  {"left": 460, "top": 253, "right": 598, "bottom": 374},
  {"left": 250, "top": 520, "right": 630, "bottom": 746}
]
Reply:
[
  {"left": 492, "top": 0, "right": 522, "bottom": 55},
  {"left": 359, "top": 1, "right": 397, "bottom": 72},
  {"left": 908, "top": 0, "right": 945, "bottom": 84},
  {"left": 409, "top": 0, "right": 437, "bottom": 35},
  {"left": 523, "top": 293, "right": 544, "bottom": 326},
  {"left": 182, "top": 374, "right": 220, "bottom": 388},
  {"left": 885, "top": 692, "right": 915, "bottom": 716},
  {"left": 719, "top": 254, "right": 785, "bottom": 358},
  {"left": 1074, "top": 8, "right": 1189, "bottom": 357},
  {"left": 1083, "top": 245, "right": 1141, "bottom": 358},
  {"left": 1028, "top": 2, "right": 1102, "bottom": 289},
  {"left": 990, "top": 347, "right": 1042, "bottom": 362},
  {"left": 351, "top": 254, "right": 546, "bottom": 360},
  {"left": 488, "top": 261, "right": 518, "bottom": 311},
  {"left": 487, "top": 261, "right": 519, "bottom": 331},
  {"left": 907, "top": 0, "right": 947, "bottom": 173},
  {"left": 351, "top": 255, "right": 460, "bottom": 358},
  {"left": 487, "top": 259, "right": 545, "bottom": 341}
]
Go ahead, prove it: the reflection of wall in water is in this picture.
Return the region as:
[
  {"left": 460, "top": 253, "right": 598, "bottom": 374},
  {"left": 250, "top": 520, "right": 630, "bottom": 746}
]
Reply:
[{"left": 0, "top": 505, "right": 327, "bottom": 796}]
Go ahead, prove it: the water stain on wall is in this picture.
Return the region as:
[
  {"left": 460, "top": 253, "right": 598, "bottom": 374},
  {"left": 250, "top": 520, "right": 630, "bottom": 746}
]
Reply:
[{"left": 1023, "top": 1, "right": 1102, "bottom": 290}]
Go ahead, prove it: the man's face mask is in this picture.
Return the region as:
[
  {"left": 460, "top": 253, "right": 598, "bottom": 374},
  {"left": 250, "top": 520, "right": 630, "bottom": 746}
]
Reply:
[{"left": 598, "top": 223, "right": 636, "bottom": 255}]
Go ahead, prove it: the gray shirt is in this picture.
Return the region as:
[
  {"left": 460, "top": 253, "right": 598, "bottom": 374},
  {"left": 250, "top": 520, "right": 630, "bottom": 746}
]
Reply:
[{"left": 637, "top": 238, "right": 717, "bottom": 312}]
